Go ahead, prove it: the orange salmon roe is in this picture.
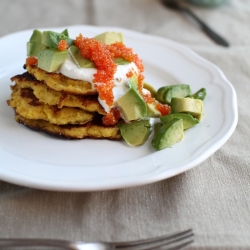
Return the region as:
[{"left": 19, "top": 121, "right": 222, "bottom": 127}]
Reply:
[
  {"left": 75, "top": 34, "right": 117, "bottom": 106},
  {"left": 58, "top": 40, "right": 69, "bottom": 51},
  {"left": 142, "top": 89, "right": 155, "bottom": 104},
  {"left": 26, "top": 56, "right": 38, "bottom": 66},
  {"left": 126, "top": 70, "right": 133, "bottom": 78},
  {"left": 108, "top": 42, "right": 145, "bottom": 96},
  {"left": 102, "top": 108, "right": 121, "bottom": 126},
  {"left": 108, "top": 42, "right": 135, "bottom": 62},
  {"left": 137, "top": 74, "right": 145, "bottom": 96},
  {"left": 156, "top": 102, "right": 171, "bottom": 116}
]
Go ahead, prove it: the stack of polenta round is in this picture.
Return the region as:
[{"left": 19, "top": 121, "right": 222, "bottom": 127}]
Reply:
[{"left": 7, "top": 64, "right": 121, "bottom": 140}]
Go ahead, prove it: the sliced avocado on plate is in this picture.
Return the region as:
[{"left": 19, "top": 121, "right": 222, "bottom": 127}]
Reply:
[
  {"left": 156, "top": 84, "right": 191, "bottom": 104},
  {"left": 37, "top": 49, "right": 69, "bottom": 72},
  {"left": 151, "top": 118, "right": 184, "bottom": 150},
  {"left": 118, "top": 119, "right": 151, "bottom": 146},
  {"left": 117, "top": 88, "right": 148, "bottom": 121},
  {"left": 143, "top": 82, "right": 157, "bottom": 98},
  {"left": 171, "top": 97, "right": 203, "bottom": 120},
  {"left": 160, "top": 113, "right": 199, "bottom": 130},
  {"left": 94, "top": 31, "right": 124, "bottom": 45}
]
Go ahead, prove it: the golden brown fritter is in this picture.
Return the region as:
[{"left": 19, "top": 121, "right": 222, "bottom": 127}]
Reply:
[
  {"left": 7, "top": 85, "right": 94, "bottom": 125},
  {"left": 15, "top": 114, "right": 121, "bottom": 140},
  {"left": 8, "top": 64, "right": 122, "bottom": 140},
  {"left": 25, "top": 64, "right": 98, "bottom": 95},
  {"left": 11, "top": 72, "right": 106, "bottom": 115}
]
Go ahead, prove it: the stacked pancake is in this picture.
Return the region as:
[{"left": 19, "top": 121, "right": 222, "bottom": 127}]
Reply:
[{"left": 7, "top": 64, "right": 121, "bottom": 140}]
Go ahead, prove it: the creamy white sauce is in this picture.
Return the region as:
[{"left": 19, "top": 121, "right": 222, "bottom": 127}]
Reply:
[{"left": 59, "top": 56, "right": 138, "bottom": 112}]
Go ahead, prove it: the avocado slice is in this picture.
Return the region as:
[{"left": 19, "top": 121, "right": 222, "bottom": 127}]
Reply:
[
  {"left": 27, "top": 42, "right": 47, "bottom": 57},
  {"left": 117, "top": 88, "right": 147, "bottom": 121},
  {"left": 151, "top": 118, "right": 184, "bottom": 150},
  {"left": 94, "top": 31, "right": 124, "bottom": 45},
  {"left": 156, "top": 84, "right": 191, "bottom": 104},
  {"left": 160, "top": 113, "right": 199, "bottom": 130},
  {"left": 27, "top": 29, "right": 48, "bottom": 56},
  {"left": 68, "top": 45, "right": 95, "bottom": 68},
  {"left": 171, "top": 97, "right": 203, "bottom": 120},
  {"left": 29, "top": 29, "right": 43, "bottom": 43},
  {"left": 119, "top": 119, "right": 151, "bottom": 146},
  {"left": 143, "top": 82, "right": 157, "bottom": 98},
  {"left": 37, "top": 49, "right": 69, "bottom": 72},
  {"left": 127, "top": 74, "right": 139, "bottom": 91},
  {"left": 147, "top": 102, "right": 161, "bottom": 118},
  {"left": 42, "top": 31, "right": 74, "bottom": 49}
]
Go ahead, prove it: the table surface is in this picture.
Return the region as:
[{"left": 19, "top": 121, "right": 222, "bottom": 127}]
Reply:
[{"left": 0, "top": 0, "right": 250, "bottom": 249}]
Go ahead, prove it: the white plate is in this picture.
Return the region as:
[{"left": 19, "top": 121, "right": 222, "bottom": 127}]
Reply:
[{"left": 0, "top": 25, "right": 237, "bottom": 191}]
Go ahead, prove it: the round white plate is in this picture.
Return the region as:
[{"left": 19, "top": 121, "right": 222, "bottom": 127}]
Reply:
[{"left": 0, "top": 25, "right": 237, "bottom": 191}]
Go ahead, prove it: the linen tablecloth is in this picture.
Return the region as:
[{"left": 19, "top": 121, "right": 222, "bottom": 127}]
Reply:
[{"left": 0, "top": 0, "right": 250, "bottom": 249}]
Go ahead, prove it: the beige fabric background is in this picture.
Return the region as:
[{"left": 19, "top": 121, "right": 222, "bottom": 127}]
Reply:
[{"left": 0, "top": 0, "right": 250, "bottom": 249}]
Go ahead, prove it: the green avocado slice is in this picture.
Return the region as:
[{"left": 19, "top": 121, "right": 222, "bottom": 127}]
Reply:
[
  {"left": 94, "top": 31, "right": 124, "bottom": 45},
  {"left": 147, "top": 103, "right": 161, "bottom": 118},
  {"left": 68, "top": 45, "right": 95, "bottom": 68},
  {"left": 171, "top": 97, "right": 203, "bottom": 120},
  {"left": 156, "top": 84, "right": 191, "bottom": 104},
  {"left": 27, "top": 42, "right": 47, "bottom": 57},
  {"left": 117, "top": 88, "right": 147, "bottom": 121},
  {"left": 160, "top": 113, "right": 199, "bottom": 130},
  {"left": 119, "top": 119, "right": 151, "bottom": 146},
  {"left": 37, "top": 49, "right": 69, "bottom": 72},
  {"left": 151, "top": 118, "right": 184, "bottom": 150},
  {"left": 29, "top": 29, "right": 43, "bottom": 43}
]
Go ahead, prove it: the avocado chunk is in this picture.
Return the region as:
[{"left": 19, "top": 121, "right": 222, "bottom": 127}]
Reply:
[
  {"left": 128, "top": 74, "right": 139, "bottom": 91},
  {"left": 156, "top": 84, "right": 191, "bottom": 104},
  {"left": 94, "top": 31, "right": 124, "bottom": 45},
  {"left": 161, "top": 113, "right": 199, "bottom": 130},
  {"left": 151, "top": 118, "right": 184, "bottom": 150},
  {"left": 171, "top": 97, "right": 203, "bottom": 120},
  {"left": 37, "top": 49, "right": 69, "bottom": 72},
  {"left": 147, "top": 102, "right": 161, "bottom": 118},
  {"left": 29, "top": 29, "right": 43, "bottom": 43},
  {"left": 117, "top": 88, "right": 147, "bottom": 121},
  {"left": 143, "top": 82, "right": 157, "bottom": 98},
  {"left": 42, "top": 31, "right": 74, "bottom": 49},
  {"left": 27, "top": 29, "right": 48, "bottom": 56},
  {"left": 68, "top": 45, "right": 95, "bottom": 68},
  {"left": 119, "top": 119, "right": 151, "bottom": 146},
  {"left": 27, "top": 42, "right": 47, "bottom": 56}
]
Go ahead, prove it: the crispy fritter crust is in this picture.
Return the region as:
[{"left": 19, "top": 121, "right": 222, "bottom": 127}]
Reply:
[
  {"left": 7, "top": 85, "right": 94, "bottom": 125},
  {"left": 11, "top": 72, "right": 106, "bottom": 115},
  {"left": 25, "top": 64, "right": 98, "bottom": 95},
  {"left": 15, "top": 114, "right": 121, "bottom": 140},
  {"left": 8, "top": 65, "right": 122, "bottom": 140}
]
